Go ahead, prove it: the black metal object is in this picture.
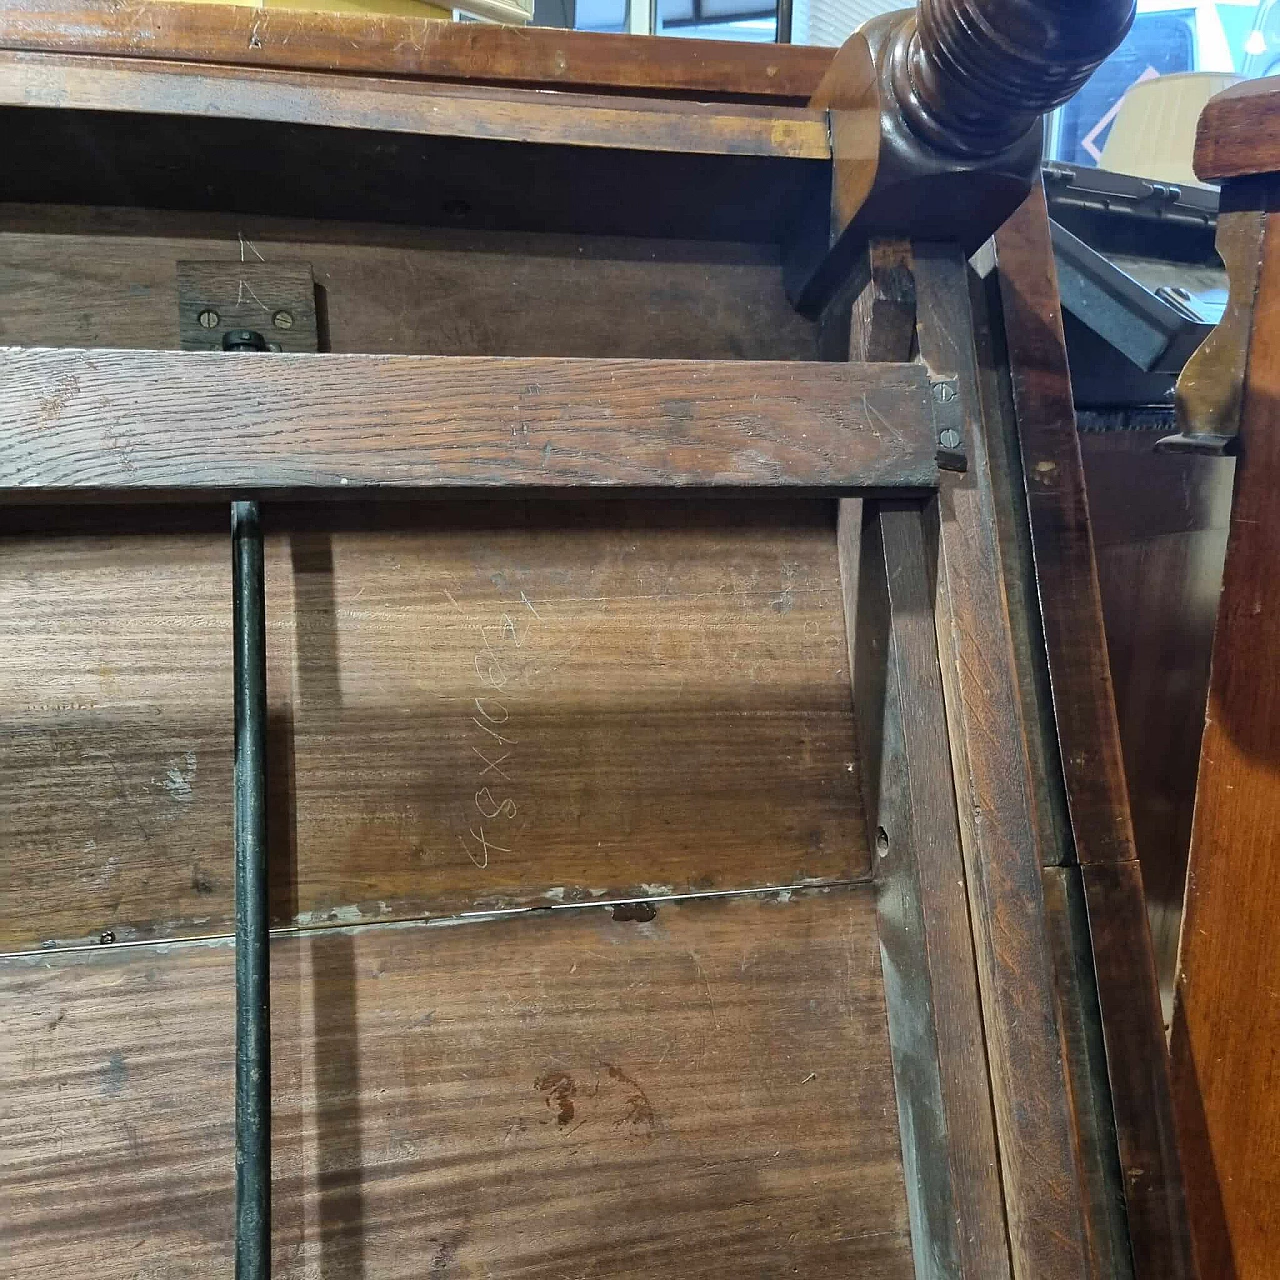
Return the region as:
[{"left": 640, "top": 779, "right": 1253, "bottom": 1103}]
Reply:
[{"left": 232, "top": 498, "right": 270, "bottom": 1280}]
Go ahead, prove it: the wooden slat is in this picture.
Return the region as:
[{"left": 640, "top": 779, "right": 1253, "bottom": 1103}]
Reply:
[
  {"left": 913, "top": 242, "right": 1090, "bottom": 1280},
  {"left": 0, "top": 889, "right": 915, "bottom": 1279},
  {"left": 0, "top": 51, "right": 831, "bottom": 160},
  {"left": 0, "top": 0, "right": 836, "bottom": 103},
  {"left": 991, "top": 187, "right": 1194, "bottom": 1280},
  {"left": 0, "top": 206, "right": 821, "bottom": 361},
  {"left": 0, "top": 348, "right": 939, "bottom": 497},
  {"left": 1172, "top": 199, "right": 1280, "bottom": 1280},
  {"left": 1194, "top": 74, "right": 1280, "bottom": 181},
  {"left": 853, "top": 501, "right": 1011, "bottom": 1280},
  {"left": 0, "top": 500, "right": 868, "bottom": 951}
]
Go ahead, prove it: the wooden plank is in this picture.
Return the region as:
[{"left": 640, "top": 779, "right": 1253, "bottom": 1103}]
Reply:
[
  {"left": 0, "top": 347, "right": 939, "bottom": 497},
  {"left": 0, "top": 0, "right": 836, "bottom": 103},
  {"left": 853, "top": 501, "right": 1010, "bottom": 1280},
  {"left": 991, "top": 187, "right": 1194, "bottom": 1280},
  {"left": 0, "top": 206, "right": 821, "bottom": 361},
  {"left": 1194, "top": 75, "right": 1280, "bottom": 182},
  {"left": 1080, "top": 430, "right": 1233, "bottom": 1014},
  {"left": 912, "top": 242, "right": 1090, "bottom": 1280},
  {"left": 0, "top": 499, "right": 868, "bottom": 951},
  {"left": 1171, "top": 200, "right": 1280, "bottom": 1280},
  {"left": 0, "top": 51, "right": 831, "bottom": 160},
  {"left": 0, "top": 889, "right": 915, "bottom": 1278}
]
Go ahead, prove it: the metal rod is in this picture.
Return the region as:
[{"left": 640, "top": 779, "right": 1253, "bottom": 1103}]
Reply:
[{"left": 232, "top": 498, "right": 270, "bottom": 1280}]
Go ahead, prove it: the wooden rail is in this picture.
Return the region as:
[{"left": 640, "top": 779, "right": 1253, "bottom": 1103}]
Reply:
[{"left": 0, "top": 348, "right": 939, "bottom": 497}]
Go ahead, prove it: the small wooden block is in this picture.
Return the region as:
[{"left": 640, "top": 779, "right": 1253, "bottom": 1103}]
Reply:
[{"left": 177, "top": 260, "right": 318, "bottom": 353}]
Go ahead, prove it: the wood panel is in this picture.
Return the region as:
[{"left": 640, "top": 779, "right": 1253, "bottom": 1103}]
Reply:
[
  {"left": 991, "top": 186, "right": 1194, "bottom": 1280},
  {"left": 1080, "top": 430, "right": 1232, "bottom": 1016},
  {"left": 0, "top": 500, "right": 869, "bottom": 951},
  {"left": 1194, "top": 75, "right": 1280, "bottom": 182},
  {"left": 913, "top": 243, "right": 1090, "bottom": 1280},
  {"left": 0, "top": 206, "right": 820, "bottom": 361},
  {"left": 0, "top": 52, "right": 831, "bottom": 160},
  {"left": 0, "top": 1, "right": 836, "bottom": 103},
  {"left": 0, "top": 348, "right": 939, "bottom": 497},
  {"left": 1172, "top": 199, "right": 1280, "bottom": 1280},
  {"left": 0, "top": 889, "right": 914, "bottom": 1279}
]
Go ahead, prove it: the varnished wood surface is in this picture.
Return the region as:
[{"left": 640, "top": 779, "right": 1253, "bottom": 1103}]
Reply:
[
  {"left": 0, "top": 347, "right": 939, "bottom": 497},
  {"left": 991, "top": 187, "right": 1194, "bottom": 1280},
  {"left": 914, "top": 243, "right": 1089, "bottom": 1280},
  {"left": 0, "top": 206, "right": 820, "bottom": 361},
  {"left": 1081, "top": 431, "right": 1233, "bottom": 1016},
  {"left": 0, "top": 890, "right": 915, "bottom": 1278},
  {"left": 1195, "top": 74, "right": 1280, "bottom": 181},
  {"left": 0, "top": 0, "right": 836, "bottom": 103},
  {"left": 0, "top": 51, "right": 831, "bottom": 160},
  {"left": 0, "top": 500, "right": 868, "bottom": 951},
  {"left": 1172, "top": 201, "right": 1280, "bottom": 1280}
]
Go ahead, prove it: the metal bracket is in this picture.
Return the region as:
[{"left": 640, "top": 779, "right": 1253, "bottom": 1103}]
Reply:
[{"left": 929, "top": 375, "right": 966, "bottom": 472}]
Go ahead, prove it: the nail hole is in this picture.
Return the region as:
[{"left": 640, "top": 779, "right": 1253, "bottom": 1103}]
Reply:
[{"left": 875, "top": 827, "right": 890, "bottom": 858}]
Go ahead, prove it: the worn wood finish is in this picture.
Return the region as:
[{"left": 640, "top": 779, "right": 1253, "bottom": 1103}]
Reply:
[
  {"left": 0, "top": 348, "right": 939, "bottom": 497},
  {"left": 913, "top": 242, "right": 1089, "bottom": 1280},
  {"left": 1194, "top": 75, "right": 1280, "bottom": 182},
  {"left": 0, "top": 0, "right": 836, "bottom": 103},
  {"left": 1172, "top": 200, "right": 1280, "bottom": 1280},
  {"left": 0, "top": 206, "right": 820, "bottom": 361},
  {"left": 853, "top": 502, "right": 1010, "bottom": 1280},
  {"left": 1081, "top": 431, "right": 1233, "bottom": 1015},
  {"left": 0, "top": 499, "right": 868, "bottom": 951},
  {"left": 0, "top": 890, "right": 915, "bottom": 1278},
  {"left": 992, "top": 186, "right": 1194, "bottom": 1280},
  {"left": 0, "top": 52, "right": 831, "bottom": 160}
]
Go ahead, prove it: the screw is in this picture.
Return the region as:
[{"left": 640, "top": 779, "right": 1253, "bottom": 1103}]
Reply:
[
  {"left": 197, "top": 309, "right": 219, "bottom": 329},
  {"left": 99, "top": 930, "right": 116, "bottom": 945},
  {"left": 940, "top": 428, "right": 962, "bottom": 450},
  {"left": 932, "top": 380, "right": 957, "bottom": 404},
  {"left": 272, "top": 310, "right": 294, "bottom": 330}
]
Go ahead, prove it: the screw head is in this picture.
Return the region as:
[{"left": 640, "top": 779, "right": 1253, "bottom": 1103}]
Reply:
[
  {"left": 197, "top": 309, "right": 219, "bottom": 329},
  {"left": 932, "top": 380, "right": 957, "bottom": 404},
  {"left": 272, "top": 309, "right": 295, "bottom": 331},
  {"left": 939, "top": 428, "right": 962, "bottom": 450},
  {"left": 99, "top": 930, "right": 116, "bottom": 945}
]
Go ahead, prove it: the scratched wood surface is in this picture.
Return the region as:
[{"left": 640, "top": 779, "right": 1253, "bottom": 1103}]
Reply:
[
  {"left": 0, "top": 347, "right": 937, "bottom": 497},
  {"left": 0, "top": 500, "right": 869, "bottom": 951},
  {"left": 0, "top": 889, "right": 914, "bottom": 1279},
  {"left": 0, "top": 206, "right": 820, "bottom": 360},
  {"left": 0, "top": 0, "right": 836, "bottom": 103}
]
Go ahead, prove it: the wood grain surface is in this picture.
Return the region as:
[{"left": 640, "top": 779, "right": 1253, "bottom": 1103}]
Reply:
[
  {"left": 0, "top": 889, "right": 914, "bottom": 1279},
  {"left": 0, "top": 51, "right": 831, "bottom": 160},
  {"left": 0, "top": 347, "right": 938, "bottom": 497},
  {"left": 914, "top": 243, "right": 1089, "bottom": 1280},
  {"left": 0, "top": 500, "right": 869, "bottom": 951},
  {"left": 0, "top": 206, "right": 820, "bottom": 361},
  {"left": 992, "top": 188, "right": 1194, "bottom": 1280},
  {"left": 1195, "top": 74, "right": 1280, "bottom": 181},
  {"left": 855, "top": 503, "right": 1010, "bottom": 1280},
  {"left": 1172, "top": 200, "right": 1280, "bottom": 1280},
  {"left": 1081, "top": 431, "right": 1233, "bottom": 1016},
  {"left": 0, "top": 0, "right": 836, "bottom": 103}
]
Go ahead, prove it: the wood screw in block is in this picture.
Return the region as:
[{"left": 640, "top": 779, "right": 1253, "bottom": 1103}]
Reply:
[
  {"left": 272, "top": 310, "right": 294, "bottom": 331},
  {"left": 939, "top": 428, "right": 961, "bottom": 450},
  {"left": 198, "top": 309, "right": 219, "bottom": 329}
]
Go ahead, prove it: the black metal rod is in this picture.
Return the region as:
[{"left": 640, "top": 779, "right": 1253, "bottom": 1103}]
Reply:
[{"left": 232, "top": 498, "right": 270, "bottom": 1280}]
